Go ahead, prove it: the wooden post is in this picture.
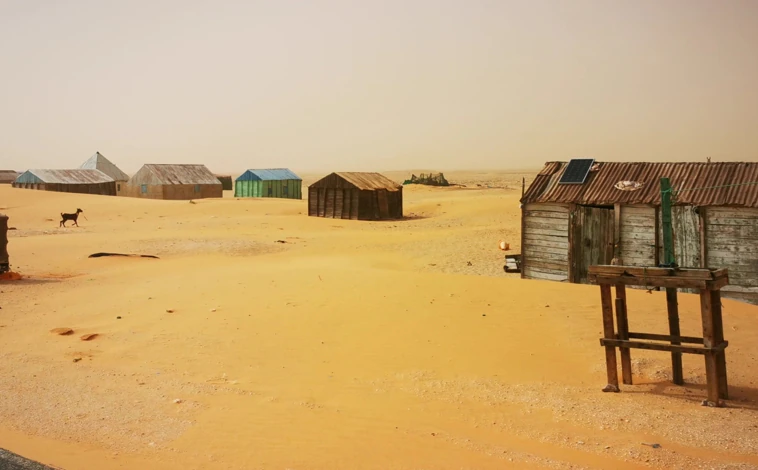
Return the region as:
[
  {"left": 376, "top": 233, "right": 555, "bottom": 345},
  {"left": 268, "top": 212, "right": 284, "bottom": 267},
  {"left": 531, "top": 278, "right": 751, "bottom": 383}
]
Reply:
[
  {"left": 699, "top": 290, "right": 721, "bottom": 406},
  {"left": 711, "top": 290, "right": 728, "bottom": 399},
  {"left": 600, "top": 283, "right": 620, "bottom": 392},
  {"left": 521, "top": 177, "right": 525, "bottom": 198},
  {"left": 660, "top": 178, "right": 675, "bottom": 267},
  {"left": 666, "top": 288, "right": 685, "bottom": 385},
  {"left": 615, "top": 284, "right": 632, "bottom": 384}
]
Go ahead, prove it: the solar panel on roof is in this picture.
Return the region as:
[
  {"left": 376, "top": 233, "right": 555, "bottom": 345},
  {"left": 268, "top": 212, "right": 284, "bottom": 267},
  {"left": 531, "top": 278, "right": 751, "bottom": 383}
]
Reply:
[{"left": 558, "top": 159, "right": 595, "bottom": 184}]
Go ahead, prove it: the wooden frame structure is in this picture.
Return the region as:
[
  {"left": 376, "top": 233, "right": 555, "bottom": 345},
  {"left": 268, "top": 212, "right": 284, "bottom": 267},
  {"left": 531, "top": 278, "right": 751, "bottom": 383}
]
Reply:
[{"left": 588, "top": 265, "right": 730, "bottom": 407}]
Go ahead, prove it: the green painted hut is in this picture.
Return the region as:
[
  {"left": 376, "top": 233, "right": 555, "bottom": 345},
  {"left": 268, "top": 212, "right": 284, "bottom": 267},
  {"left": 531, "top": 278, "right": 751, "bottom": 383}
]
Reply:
[{"left": 234, "top": 169, "right": 302, "bottom": 199}]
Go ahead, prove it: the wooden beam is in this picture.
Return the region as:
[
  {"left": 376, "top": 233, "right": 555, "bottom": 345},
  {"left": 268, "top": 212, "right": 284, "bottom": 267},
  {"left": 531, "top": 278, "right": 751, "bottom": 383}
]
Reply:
[
  {"left": 600, "top": 284, "right": 619, "bottom": 392},
  {"left": 591, "top": 275, "right": 709, "bottom": 290},
  {"left": 700, "top": 291, "right": 722, "bottom": 405},
  {"left": 600, "top": 339, "right": 727, "bottom": 355},
  {"left": 520, "top": 204, "right": 526, "bottom": 280},
  {"left": 666, "top": 288, "right": 684, "bottom": 385},
  {"left": 628, "top": 332, "right": 704, "bottom": 344},
  {"left": 615, "top": 289, "right": 632, "bottom": 385},
  {"left": 568, "top": 204, "right": 576, "bottom": 284},
  {"left": 711, "top": 290, "right": 729, "bottom": 400},
  {"left": 588, "top": 265, "right": 725, "bottom": 280}
]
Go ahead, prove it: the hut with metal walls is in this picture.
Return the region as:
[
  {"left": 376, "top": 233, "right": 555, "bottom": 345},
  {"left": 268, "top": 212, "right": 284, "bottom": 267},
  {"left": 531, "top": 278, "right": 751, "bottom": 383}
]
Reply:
[
  {"left": 520, "top": 159, "right": 758, "bottom": 305},
  {"left": 235, "top": 169, "right": 302, "bottom": 199},
  {"left": 79, "top": 152, "right": 129, "bottom": 183},
  {"left": 308, "top": 172, "right": 402, "bottom": 220},
  {"left": 0, "top": 171, "right": 19, "bottom": 184},
  {"left": 12, "top": 169, "right": 116, "bottom": 195},
  {"left": 122, "top": 164, "right": 222, "bottom": 200}
]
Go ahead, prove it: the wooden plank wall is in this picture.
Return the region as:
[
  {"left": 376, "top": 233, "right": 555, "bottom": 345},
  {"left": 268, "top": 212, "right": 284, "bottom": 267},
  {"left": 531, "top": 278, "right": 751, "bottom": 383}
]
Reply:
[
  {"left": 619, "top": 205, "right": 657, "bottom": 267},
  {"left": 522, "top": 203, "right": 570, "bottom": 281},
  {"left": 572, "top": 206, "right": 615, "bottom": 284},
  {"left": 705, "top": 207, "right": 758, "bottom": 305}
]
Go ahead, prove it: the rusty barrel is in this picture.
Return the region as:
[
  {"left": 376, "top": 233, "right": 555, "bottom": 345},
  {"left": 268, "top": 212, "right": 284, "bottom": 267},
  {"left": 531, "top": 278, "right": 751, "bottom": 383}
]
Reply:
[{"left": 0, "top": 213, "right": 8, "bottom": 273}]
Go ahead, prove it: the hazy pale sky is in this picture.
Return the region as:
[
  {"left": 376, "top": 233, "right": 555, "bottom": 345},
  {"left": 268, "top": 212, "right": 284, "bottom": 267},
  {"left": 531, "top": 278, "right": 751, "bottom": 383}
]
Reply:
[{"left": 1, "top": 0, "right": 757, "bottom": 174}]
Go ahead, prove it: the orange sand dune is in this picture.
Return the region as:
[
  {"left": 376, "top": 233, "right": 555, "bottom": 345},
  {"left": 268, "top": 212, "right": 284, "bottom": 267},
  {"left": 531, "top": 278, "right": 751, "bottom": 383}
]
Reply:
[{"left": 1, "top": 178, "right": 757, "bottom": 470}]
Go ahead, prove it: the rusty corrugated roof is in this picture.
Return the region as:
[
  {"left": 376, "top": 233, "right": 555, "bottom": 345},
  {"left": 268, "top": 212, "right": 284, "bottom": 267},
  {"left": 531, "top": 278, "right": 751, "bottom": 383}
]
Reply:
[
  {"left": 127, "top": 164, "right": 221, "bottom": 186},
  {"left": 335, "top": 172, "right": 402, "bottom": 190},
  {"left": 522, "top": 161, "right": 758, "bottom": 207},
  {"left": 15, "top": 169, "right": 114, "bottom": 184}
]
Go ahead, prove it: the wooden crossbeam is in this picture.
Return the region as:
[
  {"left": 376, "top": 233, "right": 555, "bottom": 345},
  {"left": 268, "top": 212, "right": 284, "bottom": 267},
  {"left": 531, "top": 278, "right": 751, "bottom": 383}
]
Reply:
[
  {"left": 588, "top": 265, "right": 728, "bottom": 280},
  {"left": 589, "top": 275, "right": 729, "bottom": 291},
  {"left": 600, "top": 338, "right": 728, "bottom": 355},
  {"left": 627, "top": 332, "right": 704, "bottom": 345}
]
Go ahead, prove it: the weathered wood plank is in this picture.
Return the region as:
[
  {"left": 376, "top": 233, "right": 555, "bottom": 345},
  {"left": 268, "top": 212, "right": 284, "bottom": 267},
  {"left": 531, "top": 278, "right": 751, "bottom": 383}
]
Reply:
[
  {"left": 666, "top": 287, "right": 684, "bottom": 385},
  {"left": 623, "top": 205, "right": 657, "bottom": 215},
  {"left": 524, "top": 247, "right": 568, "bottom": 259},
  {"left": 524, "top": 203, "right": 570, "bottom": 213},
  {"left": 600, "top": 284, "right": 619, "bottom": 392},
  {"left": 705, "top": 256, "right": 758, "bottom": 269},
  {"left": 620, "top": 230, "right": 657, "bottom": 241},
  {"left": 722, "top": 290, "right": 758, "bottom": 305},
  {"left": 525, "top": 211, "right": 569, "bottom": 220},
  {"left": 524, "top": 236, "right": 569, "bottom": 250},
  {"left": 523, "top": 268, "right": 569, "bottom": 281},
  {"left": 700, "top": 290, "right": 721, "bottom": 405},
  {"left": 525, "top": 219, "right": 568, "bottom": 231},
  {"left": 704, "top": 224, "right": 758, "bottom": 239},
  {"left": 524, "top": 227, "right": 567, "bottom": 237},
  {"left": 527, "top": 259, "right": 568, "bottom": 272},
  {"left": 706, "top": 207, "right": 758, "bottom": 219},
  {"left": 711, "top": 290, "right": 728, "bottom": 400},
  {"left": 706, "top": 217, "right": 758, "bottom": 226},
  {"left": 600, "top": 339, "right": 727, "bottom": 355},
  {"left": 628, "top": 332, "right": 704, "bottom": 344},
  {"left": 615, "top": 285, "right": 632, "bottom": 385},
  {"left": 620, "top": 215, "right": 656, "bottom": 226}
]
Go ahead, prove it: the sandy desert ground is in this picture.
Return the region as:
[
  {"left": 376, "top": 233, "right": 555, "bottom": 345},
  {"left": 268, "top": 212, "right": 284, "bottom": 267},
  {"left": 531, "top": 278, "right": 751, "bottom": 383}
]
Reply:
[{"left": 1, "top": 170, "right": 758, "bottom": 470}]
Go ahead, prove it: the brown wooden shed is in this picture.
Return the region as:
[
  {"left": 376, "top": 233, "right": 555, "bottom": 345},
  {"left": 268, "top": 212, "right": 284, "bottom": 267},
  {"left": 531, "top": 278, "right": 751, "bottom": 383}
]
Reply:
[
  {"left": 308, "top": 172, "right": 403, "bottom": 220},
  {"left": 122, "top": 164, "right": 223, "bottom": 200},
  {"left": 0, "top": 171, "right": 19, "bottom": 184},
  {"left": 520, "top": 160, "right": 758, "bottom": 305}
]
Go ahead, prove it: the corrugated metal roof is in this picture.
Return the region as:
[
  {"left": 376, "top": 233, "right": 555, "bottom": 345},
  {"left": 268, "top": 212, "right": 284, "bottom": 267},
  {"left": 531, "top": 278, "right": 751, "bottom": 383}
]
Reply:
[
  {"left": 335, "top": 172, "right": 402, "bottom": 190},
  {"left": 128, "top": 164, "right": 221, "bottom": 185},
  {"left": 79, "top": 152, "right": 130, "bottom": 181},
  {"left": 15, "top": 169, "right": 114, "bottom": 184},
  {"left": 522, "top": 161, "right": 758, "bottom": 207},
  {"left": 236, "top": 168, "right": 301, "bottom": 181},
  {"left": 0, "top": 170, "right": 19, "bottom": 183}
]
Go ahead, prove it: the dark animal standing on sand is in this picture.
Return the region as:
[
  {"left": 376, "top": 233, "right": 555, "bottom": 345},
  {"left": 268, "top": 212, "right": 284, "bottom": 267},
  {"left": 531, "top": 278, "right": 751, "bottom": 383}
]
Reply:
[{"left": 60, "top": 208, "right": 83, "bottom": 227}]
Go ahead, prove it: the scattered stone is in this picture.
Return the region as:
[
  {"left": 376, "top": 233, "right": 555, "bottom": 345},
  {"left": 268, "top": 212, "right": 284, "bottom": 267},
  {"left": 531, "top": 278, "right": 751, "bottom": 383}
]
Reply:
[
  {"left": 642, "top": 443, "right": 661, "bottom": 449},
  {"left": 482, "top": 314, "right": 486, "bottom": 317},
  {"left": 431, "top": 433, "right": 436, "bottom": 437},
  {"left": 73, "top": 357, "right": 82, "bottom": 363},
  {"left": 605, "top": 446, "right": 611, "bottom": 450},
  {"left": 116, "top": 316, "right": 122, "bottom": 319},
  {"left": 210, "top": 308, "right": 216, "bottom": 312},
  {"left": 51, "top": 328, "right": 74, "bottom": 336},
  {"left": 80, "top": 333, "right": 99, "bottom": 341},
  {"left": 173, "top": 398, "right": 183, "bottom": 404},
  {"left": 166, "top": 309, "right": 174, "bottom": 313}
]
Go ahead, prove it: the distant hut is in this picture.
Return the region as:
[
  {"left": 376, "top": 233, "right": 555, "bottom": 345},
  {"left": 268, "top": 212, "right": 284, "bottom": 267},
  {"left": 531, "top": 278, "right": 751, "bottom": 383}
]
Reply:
[
  {"left": 308, "top": 172, "right": 402, "bottom": 220},
  {"left": 235, "top": 169, "right": 302, "bottom": 199},
  {"left": 215, "top": 175, "right": 233, "bottom": 191},
  {"left": 0, "top": 170, "right": 19, "bottom": 184},
  {"left": 79, "top": 152, "right": 129, "bottom": 184},
  {"left": 0, "top": 212, "right": 8, "bottom": 274},
  {"left": 12, "top": 169, "right": 116, "bottom": 195},
  {"left": 521, "top": 160, "right": 758, "bottom": 305},
  {"left": 122, "top": 164, "right": 223, "bottom": 200}
]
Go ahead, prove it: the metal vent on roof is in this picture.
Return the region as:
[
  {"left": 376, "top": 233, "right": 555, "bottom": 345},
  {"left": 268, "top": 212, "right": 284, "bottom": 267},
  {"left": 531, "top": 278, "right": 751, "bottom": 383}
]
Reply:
[{"left": 558, "top": 159, "right": 595, "bottom": 184}]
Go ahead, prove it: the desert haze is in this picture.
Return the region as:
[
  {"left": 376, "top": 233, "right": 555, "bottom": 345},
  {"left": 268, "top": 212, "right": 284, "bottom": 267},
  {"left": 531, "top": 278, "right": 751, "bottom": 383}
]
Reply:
[{"left": 1, "top": 172, "right": 757, "bottom": 470}]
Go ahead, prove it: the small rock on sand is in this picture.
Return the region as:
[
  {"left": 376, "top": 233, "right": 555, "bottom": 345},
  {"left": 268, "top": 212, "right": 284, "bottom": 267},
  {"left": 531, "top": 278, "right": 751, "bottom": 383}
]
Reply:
[
  {"left": 166, "top": 309, "right": 174, "bottom": 313},
  {"left": 51, "top": 328, "right": 74, "bottom": 336},
  {"left": 80, "top": 333, "right": 99, "bottom": 341}
]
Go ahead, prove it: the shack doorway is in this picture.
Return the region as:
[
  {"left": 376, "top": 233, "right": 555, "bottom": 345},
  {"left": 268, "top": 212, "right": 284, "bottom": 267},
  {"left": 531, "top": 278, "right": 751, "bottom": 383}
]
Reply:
[{"left": 573, "top": 205, "right": 615, "bottom": 283}]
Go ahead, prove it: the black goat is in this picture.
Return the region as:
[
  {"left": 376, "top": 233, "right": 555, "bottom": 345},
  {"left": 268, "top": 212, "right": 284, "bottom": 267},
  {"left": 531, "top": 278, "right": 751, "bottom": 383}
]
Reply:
[{"left": 60, "top": 208, "right": 83, "bottom": 227}]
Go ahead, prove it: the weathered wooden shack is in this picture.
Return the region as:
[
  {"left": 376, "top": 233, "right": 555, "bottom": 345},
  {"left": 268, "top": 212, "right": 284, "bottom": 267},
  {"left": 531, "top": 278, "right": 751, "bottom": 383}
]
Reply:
[
  {"left": 520, "top": 160, "right": 758, "bottom": 305},
  {"left": 12, "top": 169, "right": 116, "bottom": 195},
  {"left": 79, "top": 152, "right": 129, "bottom": 183},
  {"left": 215, "top": 175, "right": 233, "bottom": 191},
  {"left": 122, "top": 164, "right": 223, "bottom": 200},
  {"left": 235, "top": 169, "right": 302, "bottom": 199},
  {"left": 0, "top": 171, "right": 19, "bottom": 184},
  {"left": 308, "top": 172, "right": 402, "bottom": 220}
]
